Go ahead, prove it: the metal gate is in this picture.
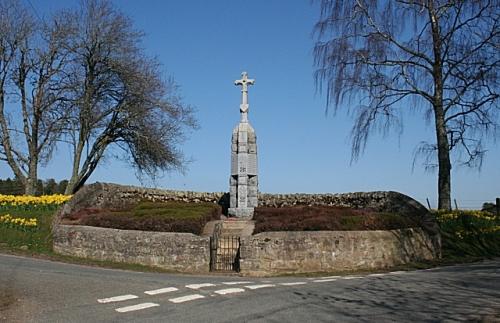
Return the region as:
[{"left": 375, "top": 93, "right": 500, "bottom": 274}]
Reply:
[{"left": 210, "top": 234, "right": 241, "bottom": 272}]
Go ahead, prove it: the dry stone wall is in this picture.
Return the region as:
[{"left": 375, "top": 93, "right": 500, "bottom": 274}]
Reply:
[{"left": 56, "top": 183, "right": 434, "bottom": 218}]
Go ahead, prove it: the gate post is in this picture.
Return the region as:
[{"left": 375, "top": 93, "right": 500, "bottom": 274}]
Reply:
[{"left": 209, "top": 236, "right": 217, "bottom": 272}]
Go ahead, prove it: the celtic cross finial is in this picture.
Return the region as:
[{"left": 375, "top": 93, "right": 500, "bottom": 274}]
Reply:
[{"left": 234, "top": 72, "right": 255, "bottom": 121}]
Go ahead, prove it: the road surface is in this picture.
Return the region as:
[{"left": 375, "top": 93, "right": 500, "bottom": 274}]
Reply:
[{"left": 1, "top": 254, "right": 499, "bottom": 322}]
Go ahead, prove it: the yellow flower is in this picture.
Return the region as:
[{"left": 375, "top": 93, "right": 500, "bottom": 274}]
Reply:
[{"left": 0, "top": 194, "right": 71, "bottom": 206}]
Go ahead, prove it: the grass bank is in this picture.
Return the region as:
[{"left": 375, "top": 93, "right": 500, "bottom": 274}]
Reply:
[
  {"left": 61, "top": 200, "right": 221, "bottom": 235},
  {"left": 253, "top": 206, "right": 421, "bottom": 233}
]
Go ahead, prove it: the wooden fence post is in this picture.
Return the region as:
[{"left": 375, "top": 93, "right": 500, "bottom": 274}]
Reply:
[
  {"left": 496, "top": 198, "right": 500, "bottom": 217},
  {"left": 426, "top": 198, "right": 431, "bottom": 210}
]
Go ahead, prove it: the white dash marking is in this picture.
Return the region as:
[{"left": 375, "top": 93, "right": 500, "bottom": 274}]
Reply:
[
  {"left": 115, "top": 302, "right": 159, "bottom": 313},
  {"left": 214, "top": 288, "right": 245, "bottom": 295},
  {"left": 313, "top": 278, "right": 337, "bottom": 283},
  {"left": 169, "top": 294, "right": 205, "bottom": 303},
  {"left": 186, "top": 283, "right": 216, "bottom": 290},
  {"left": 280, "top": 282, "right": 307, "bottom": 286},
  {"left": 342, "top": 276, "right": 362, "bottom": 280},
  {"left": 222, "top": 281, "right": 252, "bottom": 285},
  {"left": 320, "top": 276, "right": 341, "bottom": 279},
  {"left": 144, "top": 287, "right": 178, "bottom": 295},
  {"left": 245, "top": 284, "right": 275, "bottom": 290},
  {"left": 368, "top": 273, "right": 386, "bottom": 277},
  {"left": 97, "top": 294, "right": 138, "bottom": 303},
  {"left": 389, "top": 271, "right": 407, "bottom": 274}
]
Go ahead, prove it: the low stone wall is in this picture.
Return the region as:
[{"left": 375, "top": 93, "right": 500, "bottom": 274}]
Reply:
[
  {"left": 239, "top": 228, "right": 437, "bottom": 276},
  {"left": 52, "top": 182, "right": 441, "bottom": 275},
  {"left": 53, "top": 225, "right": 210, "bottom": 273}
]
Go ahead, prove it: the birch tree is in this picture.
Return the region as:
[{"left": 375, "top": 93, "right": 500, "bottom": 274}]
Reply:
[
  {"left": 314, "top": 0, "right": 499, "bottom": 210},
  {"left": 0, "top": 0, "right": 71, "bottom": 195}
]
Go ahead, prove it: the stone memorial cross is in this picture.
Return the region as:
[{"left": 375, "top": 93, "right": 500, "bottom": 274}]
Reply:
[{"left": 228, "top": 72, "right": 258, "bottom": 218}]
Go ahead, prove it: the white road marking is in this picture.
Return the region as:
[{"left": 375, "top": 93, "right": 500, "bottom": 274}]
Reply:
[
  {"left": 244, "top": 284, "right": 275, "bottom": 290},
  {"left": 214, "top": 288, "right": 245, "bottom": 295},
  {"left": 280, "top": 282, "right": 307, "bottom": 286},
  {"left": 115, "top": 302, "right": 159, "bottom": 313},
  {"left": 368, "top": 273, "right": 386, "bottom": 277},
  {"left": 389, "top": 271, "right": 407, "bottom": 274},
  {"left": 342, "top": 276, "right": 362, "bottom": 280},
  {"left": 97, "top": 294, "right": 138, "bottom": 303},
  {"left": 144, "top": 287, "right": 178, "bottom": 295},
  {"left": 313, "top": 278, "right": 337, "bottom": 283},
  {"left": 320, "top": 276, "right": 341, "bottom": 279},
  {"left": 261, "top": 280, "right": 273, "bottom": 283},
  {"left": 185, "top": 283, "right": 216, "bottom": 289},
  {"left": 222, "top": 281, "right": 253, "bottom": 285},
  {"left": 169, "top": 294, "right": 205, "bottom": 303}
]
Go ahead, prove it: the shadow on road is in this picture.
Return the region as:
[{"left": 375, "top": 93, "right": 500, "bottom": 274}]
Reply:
[{"left": 291, "top": 261, "right": 500, "bottom": 322}]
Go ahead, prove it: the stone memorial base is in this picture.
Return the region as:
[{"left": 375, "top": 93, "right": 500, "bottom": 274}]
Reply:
[{"left": 228, "top": 207, "right": 254, "bottom": 218}]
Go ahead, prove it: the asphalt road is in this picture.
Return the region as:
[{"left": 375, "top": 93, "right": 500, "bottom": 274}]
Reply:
[{"left": 0, "top": 254, "right": 499, "bottom": 322}]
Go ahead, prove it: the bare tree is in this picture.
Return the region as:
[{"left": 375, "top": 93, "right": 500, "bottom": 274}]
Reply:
[
  {"left": 0, "top": 0, "right": 71, "bottom": 195},
  {"left": 62, "top": 0, "right": 196, "bottom": 194},
  {"left": 313, "top": 0, "right": 499, "bottom": 210}
]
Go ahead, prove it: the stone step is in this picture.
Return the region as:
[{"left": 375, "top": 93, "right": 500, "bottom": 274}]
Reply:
[
  {"left": 219, "top": 220, "right": 255, "bottom": 237},
  {"left": 222, "top": 222, "right": 252, "bottom": 229}
]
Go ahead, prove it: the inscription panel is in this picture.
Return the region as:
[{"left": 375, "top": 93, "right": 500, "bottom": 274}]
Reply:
[
  {"left": 231, "top": 153, "right": 238, "bottom": 175},
  {"left": 238, "top": 153, "right": 248, "bottom": 175},
  {"left": 248, "top": 154, "right": 257, "bottom": 175},
  {"left": 238, "top": 185, "right": 248, "bottom": 207}
]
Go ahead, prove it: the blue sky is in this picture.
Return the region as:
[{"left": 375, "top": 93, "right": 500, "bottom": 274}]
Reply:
[{"left": 2, "top": 0, "right": 498, "bottom": 208}]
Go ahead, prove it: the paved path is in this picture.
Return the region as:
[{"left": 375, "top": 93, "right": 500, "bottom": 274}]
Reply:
[{"left": 1, "top": 254, "right": 499, "bottom": 322}]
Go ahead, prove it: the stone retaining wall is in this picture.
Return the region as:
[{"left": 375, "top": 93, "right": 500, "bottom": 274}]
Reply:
[
  {"left": 53, "top": 225, "right": 210, "bottom": 273},
  {"left": 51, "top": 182, "right": 441, "bottom": 275},
  {"left": 239, "top": 228, "right": 437, "bottom": 276},
  {"left": 53, "top": 224, "right": 437, "bottom": 276}
]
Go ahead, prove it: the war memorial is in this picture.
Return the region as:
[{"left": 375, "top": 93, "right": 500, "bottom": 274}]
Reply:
[{"left": 52, "top": 72, "right": 440, "bottom": 276}]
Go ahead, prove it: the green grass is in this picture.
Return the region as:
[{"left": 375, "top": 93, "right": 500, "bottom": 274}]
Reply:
[
  {"left": 0, "top": 208, "right": 55, "bottom": 254},
  {"left": 436, "top": 210, "right": 500, "bottom": 259}
]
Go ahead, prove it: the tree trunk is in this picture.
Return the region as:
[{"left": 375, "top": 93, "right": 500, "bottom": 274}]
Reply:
[
  {"left": 429, "top": 1, "right": 452, "bottom": 211},
  {"left": 24, "top": 177, "right": 37, "bottom": 196},
  {"left": 434, "top": 107, "right": 452, "bottom": 210}
]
